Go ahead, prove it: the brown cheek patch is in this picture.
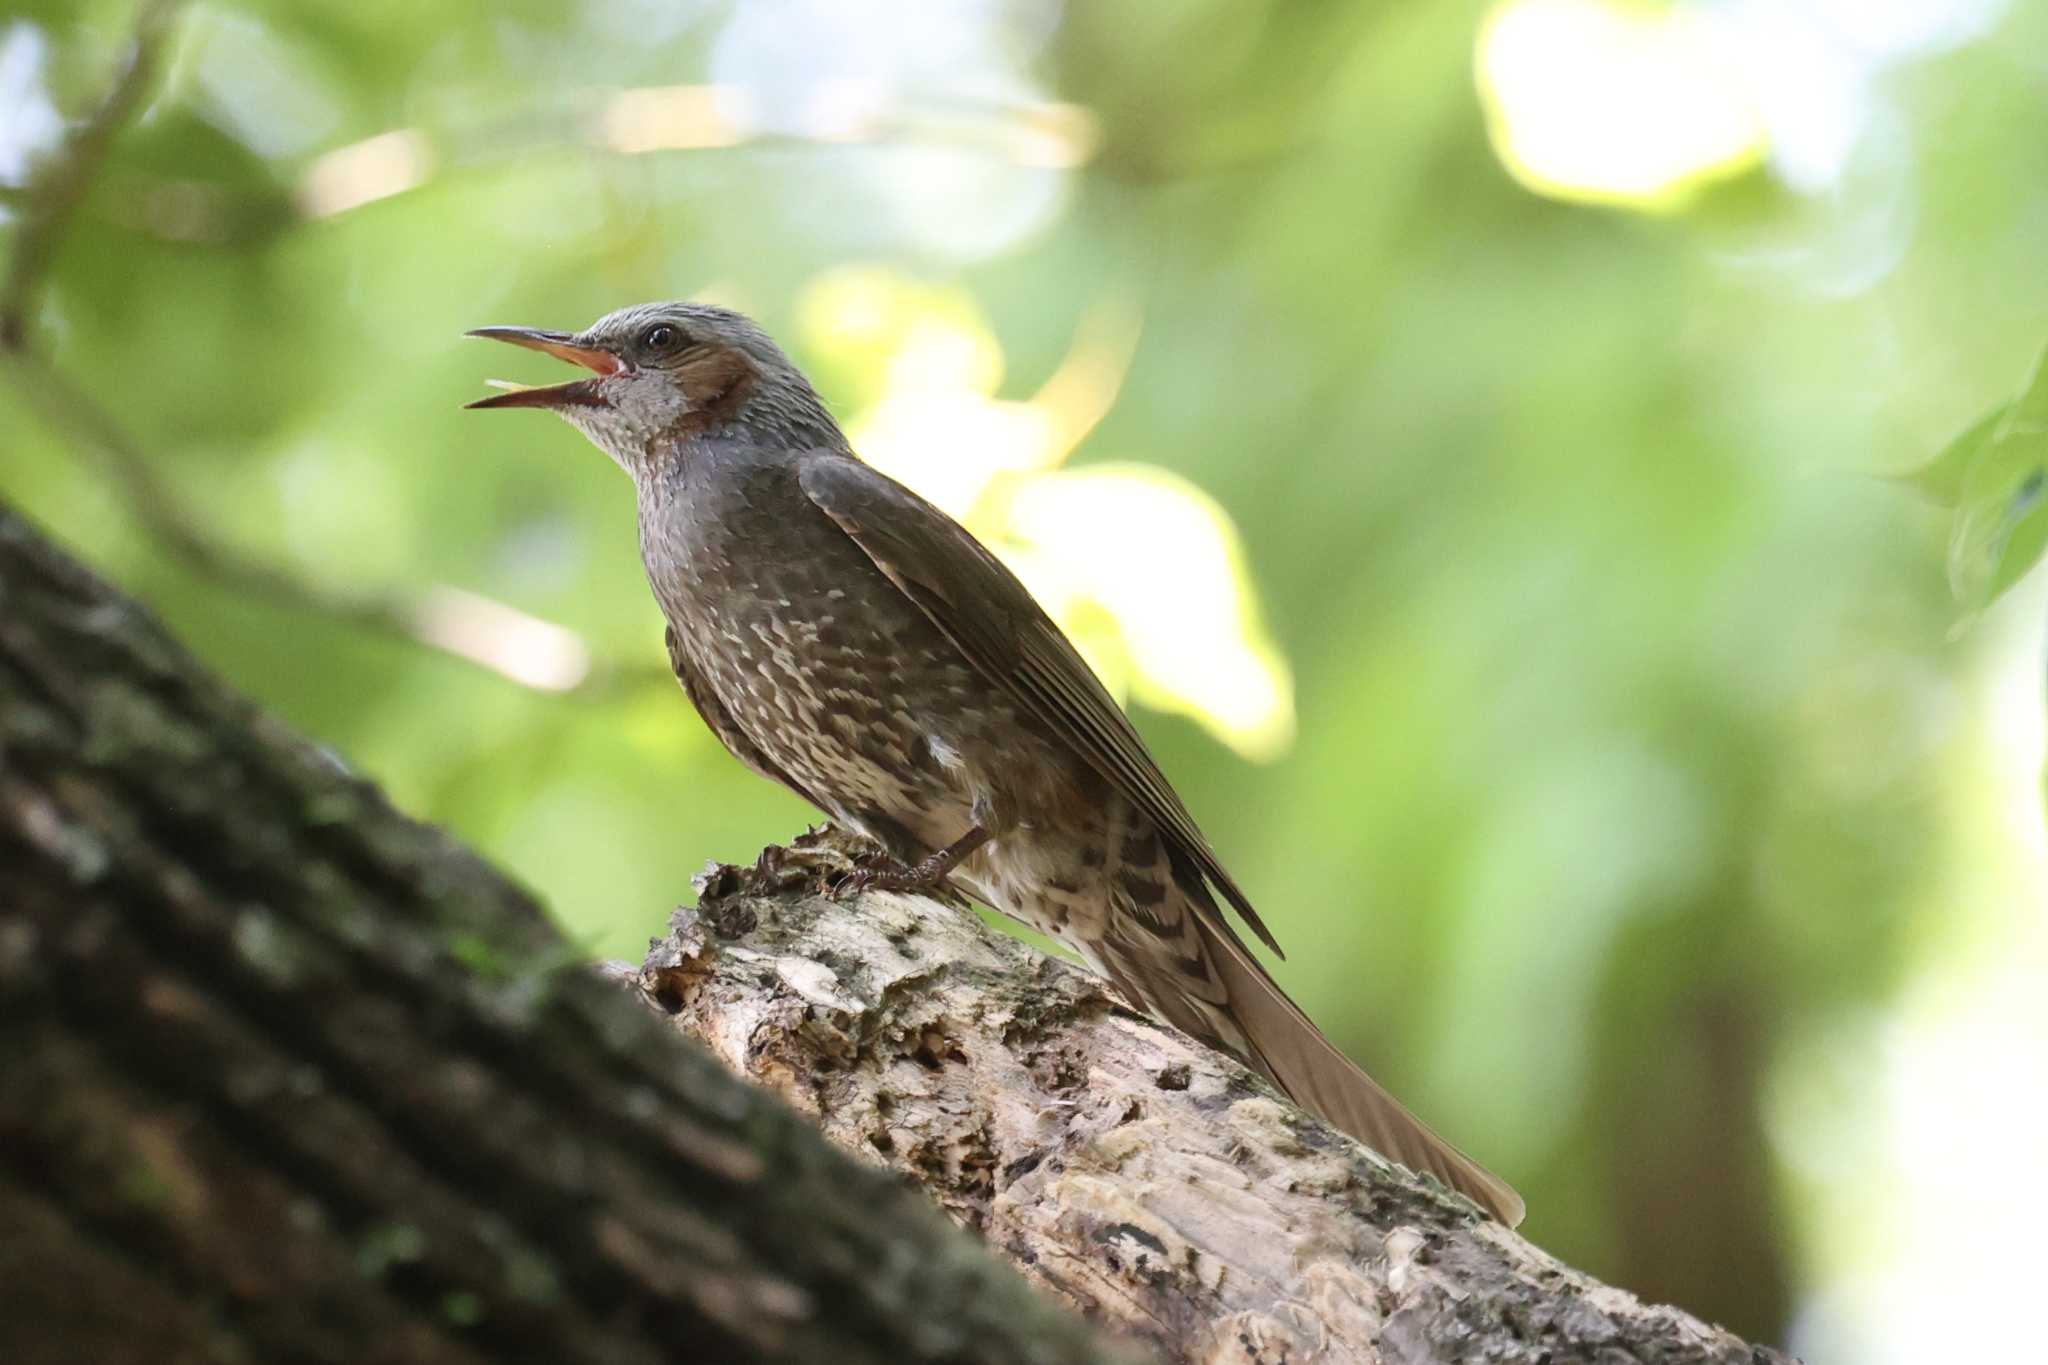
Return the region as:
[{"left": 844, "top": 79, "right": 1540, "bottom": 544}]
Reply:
[{"left": 675, "top": 345, "right": 757, "bottom": 435}]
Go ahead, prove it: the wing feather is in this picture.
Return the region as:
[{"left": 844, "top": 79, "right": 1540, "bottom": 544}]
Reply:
[{"left": 796, "top": 453, "right": 1283, "bottom": 957}]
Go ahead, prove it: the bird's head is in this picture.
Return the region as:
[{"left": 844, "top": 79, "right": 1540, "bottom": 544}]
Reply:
[{"left": 465, "top": 301, "right": 842, "bottom": 475}]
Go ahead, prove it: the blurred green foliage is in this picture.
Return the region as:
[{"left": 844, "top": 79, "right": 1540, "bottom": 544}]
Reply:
[{"left": 6, "top": 1, "right": 2047, "bottom": 1357}]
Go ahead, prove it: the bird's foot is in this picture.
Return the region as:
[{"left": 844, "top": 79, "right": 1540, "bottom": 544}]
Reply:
[
  {"left": 829, "top": 854, "right": 929, "bottom": 900},
  {"left": 822, "top": 826, "right": 991, "bottom": 902}
]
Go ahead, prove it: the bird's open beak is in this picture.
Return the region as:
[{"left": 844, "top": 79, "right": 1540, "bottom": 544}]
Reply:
[{"left": 464, "top": 327, "right": 628, "bottom": 409}]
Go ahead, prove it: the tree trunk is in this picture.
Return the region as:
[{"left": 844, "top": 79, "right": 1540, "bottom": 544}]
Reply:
[
  {"left": 0, "top": 499, "right": 1794, "bottom": 1364},
  {"left": 0, "top": 501, "right": 1133, "bottom": 1365}
]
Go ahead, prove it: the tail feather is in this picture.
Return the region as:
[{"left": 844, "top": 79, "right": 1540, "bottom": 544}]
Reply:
[
  {"left": 1191, "top": 913, "right": 1524, "bottom": 1225},
  {"left": 1099, "top": 872, "right": 1524, "bottom": 1226}
]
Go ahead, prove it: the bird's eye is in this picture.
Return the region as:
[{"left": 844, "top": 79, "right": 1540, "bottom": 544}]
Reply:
[{"left": 642, "top": 324, "right": 681, "bottom": 351}]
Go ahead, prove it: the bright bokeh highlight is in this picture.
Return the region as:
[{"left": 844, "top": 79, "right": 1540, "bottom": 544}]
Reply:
[
  {"left": 1008, "top": 467, "right": 1297, "bottom": 762},
  {"left": 1477, "top": 0, "right": 1764, "bottom": 205},
  {"left": 799, "top": 267, "right": 1297, "bottom": 762}
]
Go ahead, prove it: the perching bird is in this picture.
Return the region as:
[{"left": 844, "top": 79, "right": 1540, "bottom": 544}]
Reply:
[{"left": 467, "top": 302, "right": 1523, "bottom": 1224}]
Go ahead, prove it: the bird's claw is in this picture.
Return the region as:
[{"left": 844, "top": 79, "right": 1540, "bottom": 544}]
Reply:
[
  {"left": 832, "top": 869, "right": 888, "bottom": 900},
  {"left": 828, "top": 853, "right": 923, "bottom": 901}
]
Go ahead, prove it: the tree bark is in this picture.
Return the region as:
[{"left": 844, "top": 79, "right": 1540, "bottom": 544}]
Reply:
[
  {"left": 0, "top": 502, "right": 1134, "bottom": 1365},
  {"left": 0, "top": 498, "right": 1795, "bottom": 1365},
  {"left": 628, "top": 837, "right": 1795, "bottom": 1365}
]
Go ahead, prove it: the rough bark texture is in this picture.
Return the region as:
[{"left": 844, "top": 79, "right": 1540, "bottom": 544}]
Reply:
[
  {"left": 632, "top": 831, "right": 1797, "bottom": 1365},
  {"left": 0, "top": 501, "right": 1135, "bottom": 1365}
]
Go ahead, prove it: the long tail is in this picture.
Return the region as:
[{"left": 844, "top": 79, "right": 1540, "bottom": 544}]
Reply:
[{"left": 1096, "top": 867, "right": 1524, "bottom": 1226}]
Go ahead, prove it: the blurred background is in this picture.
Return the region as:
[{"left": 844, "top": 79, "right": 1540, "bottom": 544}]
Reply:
[{"left": 5, "top": 0, "right": 2045, "bottom": 1356}]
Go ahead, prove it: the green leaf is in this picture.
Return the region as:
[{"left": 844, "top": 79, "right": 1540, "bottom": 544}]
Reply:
[
  {"left": 1946, "top": 345, "right": 2048, "bottom": 610},
  {"left": 1901, "top": 401, "right": 2008, "bottom": 508}
]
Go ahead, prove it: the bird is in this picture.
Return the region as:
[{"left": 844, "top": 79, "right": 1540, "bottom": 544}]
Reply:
[{"left": 466, "top": 301, "right": 1523, "bottom": 1225}]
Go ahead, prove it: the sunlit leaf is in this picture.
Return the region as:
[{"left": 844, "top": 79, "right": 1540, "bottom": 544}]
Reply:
[
  {"left": 1945, "top": 346, "right": 2048, "bottom": 610},
  {"left": 1901, "top": 401, "right": 2007, "bottom": 508}
]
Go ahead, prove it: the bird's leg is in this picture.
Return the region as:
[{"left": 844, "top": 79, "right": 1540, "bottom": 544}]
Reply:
[{"left": 835, "top": 825, "right": 991, "bottom": 899}]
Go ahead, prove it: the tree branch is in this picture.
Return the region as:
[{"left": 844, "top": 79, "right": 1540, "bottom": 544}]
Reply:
[
  {"left": 0, "top": 1, "right": 672, "bottom": 703},
  {"left": 0, "top": 474, "right": 1797, "bottom": 1364},
  {"left": 0, "top": 498, "right": 1136, "bottom": 1365},
  {"left": 0, "top": 0, "right": 180, "bottom": 348},
  {"left": 621, "top": 830, "right": 1797, "bottom": 1365}
]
